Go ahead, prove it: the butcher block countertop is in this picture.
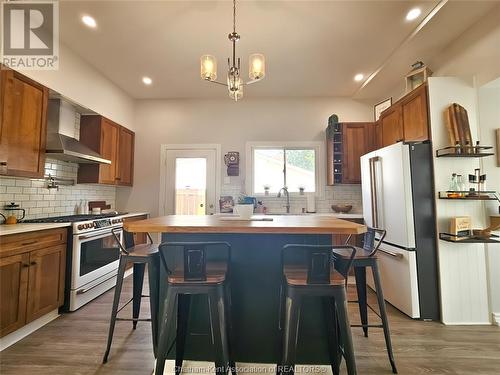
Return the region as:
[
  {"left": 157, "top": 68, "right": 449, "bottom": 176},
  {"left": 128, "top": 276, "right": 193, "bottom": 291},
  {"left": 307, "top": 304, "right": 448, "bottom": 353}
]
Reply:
[{"left": 123, "top": 214, "right": 366, "bottom": 235}]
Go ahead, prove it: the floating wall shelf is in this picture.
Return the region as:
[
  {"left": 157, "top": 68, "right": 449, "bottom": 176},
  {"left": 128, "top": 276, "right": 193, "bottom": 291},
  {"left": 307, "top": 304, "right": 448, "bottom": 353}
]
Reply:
[
  {"left": 438, "top": 191, "right": 498, "bottom": 200},
  {"left": 435, "top": 145, "right": 494, "bottom": 158},
  {"left": 439, "top": 233, "right": 500, "bottom": 244}
]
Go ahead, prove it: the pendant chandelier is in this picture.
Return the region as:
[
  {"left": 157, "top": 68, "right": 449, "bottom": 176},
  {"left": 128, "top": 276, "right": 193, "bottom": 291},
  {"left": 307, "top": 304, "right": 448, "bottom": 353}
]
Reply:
[{"left": 200, "top": 0, "right": 265, "bottom": 101}]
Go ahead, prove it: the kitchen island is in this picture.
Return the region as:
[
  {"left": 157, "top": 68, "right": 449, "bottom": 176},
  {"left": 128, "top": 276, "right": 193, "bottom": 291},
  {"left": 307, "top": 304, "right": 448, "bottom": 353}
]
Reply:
[{"left": 124, "top": 215, "right": 366, "bottom": 364}]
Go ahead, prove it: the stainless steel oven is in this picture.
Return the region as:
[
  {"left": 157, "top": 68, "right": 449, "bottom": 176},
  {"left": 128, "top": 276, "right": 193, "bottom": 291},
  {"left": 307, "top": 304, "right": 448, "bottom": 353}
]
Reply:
[
  {"left": 68, "top": 217, "right": 125, "bottom": 311},
  {"left": 24, "top": 213, "right": 127, "bottom": 311}
]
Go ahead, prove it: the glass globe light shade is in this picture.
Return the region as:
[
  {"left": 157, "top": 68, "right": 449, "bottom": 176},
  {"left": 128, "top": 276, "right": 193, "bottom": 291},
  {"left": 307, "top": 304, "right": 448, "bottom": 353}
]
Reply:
[
  {"left": 249, "top": 53, "right": 265, "bottom": 80},
  {"left": 200, "top": 55, "right": 217, "bottom": 81}
]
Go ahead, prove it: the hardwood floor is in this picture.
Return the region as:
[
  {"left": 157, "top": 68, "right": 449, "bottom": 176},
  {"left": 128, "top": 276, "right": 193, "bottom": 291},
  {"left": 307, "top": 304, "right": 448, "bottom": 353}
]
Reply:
[{"left": 1, "top": 275, "right": 499, "bottom": 375}]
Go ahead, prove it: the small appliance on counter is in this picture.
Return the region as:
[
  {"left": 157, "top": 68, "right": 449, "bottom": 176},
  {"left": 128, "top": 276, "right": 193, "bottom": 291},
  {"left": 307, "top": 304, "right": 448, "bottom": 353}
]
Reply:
[{"left": 2, "top": 202, "right": 25, "bottom": 224}]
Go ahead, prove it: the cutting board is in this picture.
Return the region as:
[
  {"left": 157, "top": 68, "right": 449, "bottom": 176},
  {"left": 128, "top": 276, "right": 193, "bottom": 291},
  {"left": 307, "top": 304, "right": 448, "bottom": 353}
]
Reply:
[{"left": 445, "top": 103, "right": 473, "bottom": 149}]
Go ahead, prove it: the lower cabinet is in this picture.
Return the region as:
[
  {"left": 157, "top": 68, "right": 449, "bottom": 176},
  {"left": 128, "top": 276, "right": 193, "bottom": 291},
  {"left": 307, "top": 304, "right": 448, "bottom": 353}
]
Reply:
[
  {"left": 26, "top": 245, "right": 66, "bottom": 323},
  {"left": 0, "top": 253, "right": 29, "bottom": 337},
  {"left": 0, "top": 229, "right": 66, "bottom": 337}
]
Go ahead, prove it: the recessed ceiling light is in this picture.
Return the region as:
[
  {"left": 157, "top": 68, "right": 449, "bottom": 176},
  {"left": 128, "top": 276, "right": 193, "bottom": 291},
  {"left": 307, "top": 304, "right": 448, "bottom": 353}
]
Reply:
[
  {"left": 82, "top": 15, "right": 97, "bottom": 28},
  {"left": 354, "top": 73, "right": 364, "bottom": 82},
  {"left": 406, "top": 8, "right": 421, "bottom": 21},
  {"left": 142, "top": 77, "right": 153, "bottom": 85}
]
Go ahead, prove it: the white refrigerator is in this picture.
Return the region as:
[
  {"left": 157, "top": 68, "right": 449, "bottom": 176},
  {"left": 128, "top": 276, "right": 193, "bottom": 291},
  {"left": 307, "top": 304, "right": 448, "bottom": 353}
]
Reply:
[{"left": 360, "top": 142, "right": 439, "bottom": 320}]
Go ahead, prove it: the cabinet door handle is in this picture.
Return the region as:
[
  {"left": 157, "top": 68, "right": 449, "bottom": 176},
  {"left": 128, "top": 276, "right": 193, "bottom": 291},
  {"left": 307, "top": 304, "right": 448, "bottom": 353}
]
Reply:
[
  {"left": 22, "top": 240, "right": 37, "bottom": 246},
  {"left": 22, "top": 263, "right": 30, "bottom": 268},
  {"left": 30, "top": 261, "right": 37, "bottom": 266}
]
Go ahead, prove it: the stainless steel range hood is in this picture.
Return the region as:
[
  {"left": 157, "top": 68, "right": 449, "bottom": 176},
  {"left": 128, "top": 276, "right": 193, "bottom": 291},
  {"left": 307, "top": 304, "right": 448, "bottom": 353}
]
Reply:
[{"left": 45, "top": 99, "right": 111, "bottom": 164}]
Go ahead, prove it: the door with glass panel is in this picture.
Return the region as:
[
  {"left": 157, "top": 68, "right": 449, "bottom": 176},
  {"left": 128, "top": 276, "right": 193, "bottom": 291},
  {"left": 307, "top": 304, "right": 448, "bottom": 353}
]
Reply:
[{"left": 165, "top": 149, "right": 216, "bottom": 215}]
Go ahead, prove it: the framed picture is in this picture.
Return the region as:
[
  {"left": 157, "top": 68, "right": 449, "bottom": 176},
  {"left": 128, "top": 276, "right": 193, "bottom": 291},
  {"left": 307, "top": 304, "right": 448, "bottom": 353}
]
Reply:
[
  {"left": 219, "top": 196, "right": 234, "bottom": 213},
  {"left": 374, "top": 98, "right": 392, "bottom": 121}
]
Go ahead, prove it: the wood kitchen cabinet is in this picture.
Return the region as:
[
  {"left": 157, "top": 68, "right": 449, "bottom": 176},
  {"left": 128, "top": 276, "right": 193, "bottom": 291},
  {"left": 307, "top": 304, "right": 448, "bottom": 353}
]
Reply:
[
  {"left": 0, "top": 228, "right": 66, "bottom": 338},
  {"left": 380, "top": 106, "right": 403, "bottom": 147},
  {"left": 0, "top": 67, "right": 48, "bottom": 178},
  {"left": 379, "top": 84, "right": 430, "bottom": 148},
  {"left": 26, "top": 245, "right": 66, "bottom": 323},
  {"left": 0, "top": 253, "right": 29, "bottom": 337},
  {"left": 116, "top": 126, "right": 134, "bottom": 186},
  {"left": 327, "top": 122, "right": 376, "bottom": 185},
  {"left": 78, "top": 115, "right": 134, "bottom": 186},
  {"left": 401, "top": 84, "right": 429, "bottom": 142}
]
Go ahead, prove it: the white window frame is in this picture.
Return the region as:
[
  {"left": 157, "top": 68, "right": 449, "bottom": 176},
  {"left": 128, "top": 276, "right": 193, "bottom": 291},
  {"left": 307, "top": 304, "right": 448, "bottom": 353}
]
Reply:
[{"left": 245, "top": 141, "right": 325, "bottom": 198}]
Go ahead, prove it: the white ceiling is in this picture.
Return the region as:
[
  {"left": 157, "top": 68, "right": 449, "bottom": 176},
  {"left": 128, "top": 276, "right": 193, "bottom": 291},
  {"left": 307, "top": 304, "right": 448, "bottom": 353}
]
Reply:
[{"left": 59, "top": 1, "right": 498, "bottom": 100}]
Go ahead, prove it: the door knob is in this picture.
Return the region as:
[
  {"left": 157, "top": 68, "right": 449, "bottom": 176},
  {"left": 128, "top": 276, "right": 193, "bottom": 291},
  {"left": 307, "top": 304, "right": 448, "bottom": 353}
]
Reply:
[{"left": 200, "top": 203, "right": 204, "bottom": 208}]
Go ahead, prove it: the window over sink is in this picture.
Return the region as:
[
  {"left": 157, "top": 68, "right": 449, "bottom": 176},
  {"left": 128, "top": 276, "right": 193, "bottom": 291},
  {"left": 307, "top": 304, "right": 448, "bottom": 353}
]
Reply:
[{"left": 245, "top": 142, "right": 324, "bottom": 196}]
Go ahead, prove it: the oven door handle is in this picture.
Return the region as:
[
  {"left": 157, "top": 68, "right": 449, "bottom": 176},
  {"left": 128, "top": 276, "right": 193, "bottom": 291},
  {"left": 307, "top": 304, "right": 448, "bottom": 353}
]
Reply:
[
  {"left": 76, "top": 273, "right": 118, "bottom": 295},
  {"left": 78, "top": 229, "right": 122, "bottom": 241}
]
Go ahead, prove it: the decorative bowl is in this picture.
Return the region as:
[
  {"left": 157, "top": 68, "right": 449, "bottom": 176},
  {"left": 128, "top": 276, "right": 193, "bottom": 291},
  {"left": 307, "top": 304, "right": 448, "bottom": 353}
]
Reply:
[{"left": 331, "top": 204, "right": 352, "bottom": 213}]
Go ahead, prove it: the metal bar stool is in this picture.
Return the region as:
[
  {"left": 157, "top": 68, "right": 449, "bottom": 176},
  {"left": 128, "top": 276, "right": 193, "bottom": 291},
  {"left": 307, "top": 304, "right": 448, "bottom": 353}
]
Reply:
[
  {"left": 334, "top": 227, "right": 397, "bottom": 374},
  {"left": 155, "top": 241, "right": 236, "bottom": 375},
  {"left": 102, "top": 228, "right": 160, "bottom": 363},
  {"left": 277, "top": 244, "right": 358, "bottom": 375}
]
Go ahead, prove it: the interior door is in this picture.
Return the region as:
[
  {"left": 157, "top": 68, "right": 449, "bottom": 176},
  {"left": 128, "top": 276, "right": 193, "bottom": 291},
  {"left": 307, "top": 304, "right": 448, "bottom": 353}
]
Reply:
[{"left": 165, "top": 149, "right": 216, "bottom": 215}]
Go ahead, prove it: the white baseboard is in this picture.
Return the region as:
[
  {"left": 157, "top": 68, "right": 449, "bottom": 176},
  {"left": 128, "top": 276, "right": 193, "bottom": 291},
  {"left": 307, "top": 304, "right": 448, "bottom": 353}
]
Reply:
[
  {"left": 492, "top": 313, "right": 500, "bottom": 326},
  {"left": 0, "top": 309, "right": 59, "bottom": 351}
]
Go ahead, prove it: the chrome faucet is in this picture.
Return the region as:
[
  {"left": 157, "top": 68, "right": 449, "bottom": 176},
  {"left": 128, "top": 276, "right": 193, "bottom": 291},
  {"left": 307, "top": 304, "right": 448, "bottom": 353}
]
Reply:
[{"left": 277, "top": 187, "right": 290, "bottom": 214}]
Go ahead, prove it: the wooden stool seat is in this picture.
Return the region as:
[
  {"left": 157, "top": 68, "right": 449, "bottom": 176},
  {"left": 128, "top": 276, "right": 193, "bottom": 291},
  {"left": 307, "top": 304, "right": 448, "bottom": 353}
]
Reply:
[
  {"left": 334, "top": 246, "right": 374, "bottom": 260},
  {"left": 168, "top": 262, "right": 228, "bottom": 284},
  {"left": 127, "top": 243, "right": 159, "bottom": 257},
  {"left": 284, "top": 265, "right": 345, "bottom": 287}
]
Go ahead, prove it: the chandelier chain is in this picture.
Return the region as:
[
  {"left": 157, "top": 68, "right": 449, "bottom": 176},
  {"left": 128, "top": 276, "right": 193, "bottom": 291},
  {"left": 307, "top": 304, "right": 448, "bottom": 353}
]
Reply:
[{"left": 233, "top": 0, "right": 236, "bottom": 33}]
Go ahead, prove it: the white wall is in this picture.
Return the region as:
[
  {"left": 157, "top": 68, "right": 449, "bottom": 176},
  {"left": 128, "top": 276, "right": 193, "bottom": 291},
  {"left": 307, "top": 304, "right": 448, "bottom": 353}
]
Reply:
[
  {"left": 116, "top": 97, "right": 372, "bottom": 216},
  {"left": 381, "top": 5, "right": 500, "bottom": 104},
  {"left": 21, "top": 43, "right": 135, "bottom": 130},
  {"left": 477, "top": 81, "right": 500, "bottom": 325},
  {"left": 430, "top": 5, "right": 500, "bottom": 88}
]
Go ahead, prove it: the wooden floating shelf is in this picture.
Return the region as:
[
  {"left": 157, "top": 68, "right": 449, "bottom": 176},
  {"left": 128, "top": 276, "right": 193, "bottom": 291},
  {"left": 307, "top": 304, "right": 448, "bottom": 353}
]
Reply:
[
  {"left": 438, "top": 191, "right": 498, "bottom": 200},
  {"left": 439, "top": 233, "right": 500, "bottom": 244},
  {"left": 436, "top": 145, "right": 494, "bottom": 158}
]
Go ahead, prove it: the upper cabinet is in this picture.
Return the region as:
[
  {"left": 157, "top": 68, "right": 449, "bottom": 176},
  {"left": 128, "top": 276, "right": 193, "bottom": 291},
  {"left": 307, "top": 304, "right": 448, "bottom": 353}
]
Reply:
[
  {"left": 380, "top": 105, "right": 403, "bottom": 147},
  {"left": 0, "top": 68, "right": 48, "bottom": 178},
  {"left": 401, "top": 84, "right": 429, "bottom": 141},
  {"left": 116, "top": 126, "right": 134, "bottom": 186},
  {"left": 77, "top": 115, "right": 134, "bottom": 186},
  {"left": 327, "top": 122, "right": 376, "bottom": 185},
  {"left": 379, "top": 84, "right": 430, "bottom": 148}
]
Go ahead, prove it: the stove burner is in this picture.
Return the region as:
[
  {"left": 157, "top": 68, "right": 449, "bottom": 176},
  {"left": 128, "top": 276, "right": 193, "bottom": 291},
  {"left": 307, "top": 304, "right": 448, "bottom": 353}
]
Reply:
[{"left": 23, "top": 213, "right": 122, "bottom": 223}]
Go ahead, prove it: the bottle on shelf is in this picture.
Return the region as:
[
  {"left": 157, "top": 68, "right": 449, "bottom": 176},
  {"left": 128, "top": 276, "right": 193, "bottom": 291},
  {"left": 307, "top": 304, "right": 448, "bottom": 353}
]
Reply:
[
  {"left": 457, "top": 175, "right": 466, "bottom": 196},
  {"left": 448, "top": 173, "right": 460, "bottom": 197},
  {"left": 474, "top": 140, "right": 481, "bottom": 154},
  {"left": 454, "top": 141, "right": 462, "bottom": 155}
]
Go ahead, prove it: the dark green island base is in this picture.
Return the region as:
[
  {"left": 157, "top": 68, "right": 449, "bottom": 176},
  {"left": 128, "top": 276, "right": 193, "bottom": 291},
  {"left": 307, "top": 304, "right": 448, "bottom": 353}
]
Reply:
[{"left": 159, "top": 232, "right": 336, "bottom": 364}]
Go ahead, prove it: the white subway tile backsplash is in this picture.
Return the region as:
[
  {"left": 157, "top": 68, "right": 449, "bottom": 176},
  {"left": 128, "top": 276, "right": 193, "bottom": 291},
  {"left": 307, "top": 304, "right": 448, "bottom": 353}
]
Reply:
[
  {"left": 0, "top": 158, "right": 116, "bottom": 220},
  {"left": 15, "top": 179, "right": 31, "bottom": 187},
  {"left": 221, "top": 183, "right": 363, "bottom": 214},
  {"left": 6, "top": 186, "right": 22, "bottom": 194}
]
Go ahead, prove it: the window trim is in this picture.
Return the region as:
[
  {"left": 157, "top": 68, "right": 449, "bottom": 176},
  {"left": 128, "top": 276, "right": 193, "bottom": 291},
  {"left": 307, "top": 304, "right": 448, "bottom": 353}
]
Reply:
[{"left": 245, "top": 141, "right": 325, "bottom": 198}]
